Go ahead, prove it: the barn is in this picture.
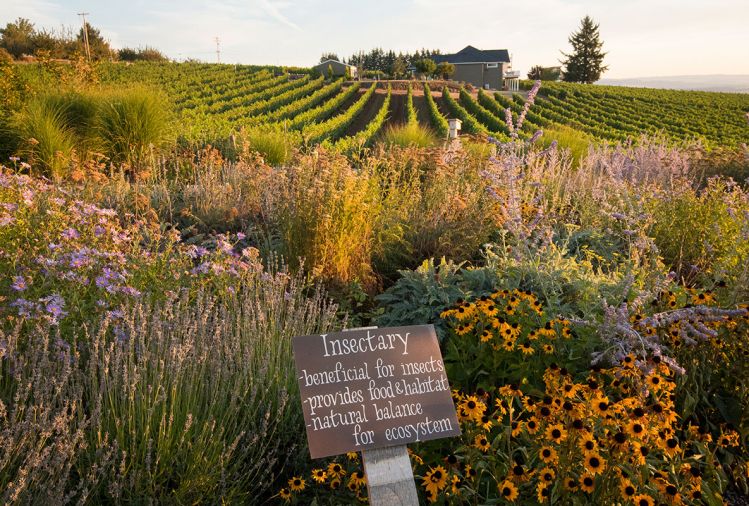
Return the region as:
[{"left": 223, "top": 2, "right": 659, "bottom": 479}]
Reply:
[{"left": 312, "top": 59, "right": 358, "bottom": 79}]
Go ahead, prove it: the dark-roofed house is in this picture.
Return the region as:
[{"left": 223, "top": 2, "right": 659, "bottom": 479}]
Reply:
[
  {"left": 432, "top": 45, "right": 518, "bottom": 90},
  {"left": 312, "top": 59, "right": 358, "bottom": 79}
]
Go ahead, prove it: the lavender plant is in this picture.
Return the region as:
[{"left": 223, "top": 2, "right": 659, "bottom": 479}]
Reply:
[{"left": 1, "top": 268, "right": 340, "bottom": 503}]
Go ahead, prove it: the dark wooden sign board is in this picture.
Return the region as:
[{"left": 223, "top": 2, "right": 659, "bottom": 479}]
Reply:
[{"left": 292, "top": 324, "right": 461, "bottom": 504}]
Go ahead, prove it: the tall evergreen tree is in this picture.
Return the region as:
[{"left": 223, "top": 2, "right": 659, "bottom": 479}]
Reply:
[{"left": 560, "top": 15, "right": 608, "bottom": 84}]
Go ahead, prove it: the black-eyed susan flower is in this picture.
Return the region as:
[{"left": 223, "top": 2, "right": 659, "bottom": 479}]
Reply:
[
  {"left": 480, "top": 329, "right": 493, "bottom": 342},
  {"left": 278, "top": 487, "right": 292, "bottom": 502},
  {"left": 474, "top": 434, "right": 490, "bottom": 452},
  {"left": 422, "top": 465, "right": 448, "bottom": 496},
  {"left": 663, "top": 437, "right": 681, "bottom": 458},
  {"left": 718, "top": 430, "right": 740, "bottom": 448},
  {"left": 525, "top": 417, "right": 540, "bottom": 434},
  {"left": 349, "top": 470, "right": 366, "bottom": 488},
  {"left": 580, "top": 474, "right": 595, "bottom": 493},
  {"left": 545, "top": 423, "right": 567, "bottom": 443},
  {"left": 592, "top": 395, "right": 610, "bottom": 416},
  {"left": 498, "top": 480, "right": 518, "bottom": 502},
  {"left": 542, "top": 343, "right": 554, "bottom": 354},
  {"left": 663, "top": 483, "right": 682, "bottom": 505},
  {"left": 519, "top": 341, "right": 534, "bottom": 355},
  {"left": 563, "top": 477, "right": 578, "bottom": 492},
  {"left": 347, "top": 451, "right": 360, "bottom": 461},
  {"left": 444, "top": 454, "right": 459, "bottom": 468},
  {"left": 288, "top": 476, "right": 305, "bottom": 492},
  {"left": 482, "top": 303, "right": 499, "bottom": 317},
  {"left": 539, "top": 467, "right": 555, "bottom": 483},
  {"left": 633, "top": 494, "right": 655, "bottom": 506},
  {"left": 463, "top": 464, "right": 477, "bottom": 480},
  {"left": 510, "top": 463, "right": 531, "bottom": 482},
  {"left": 450, "top": 475, "right": 462, "bottom": 496},
  {"left": 539, "top": 445, "right": 558, "bottom": 464},
  {"left": 584, "top": 452, "right": 606, "bottom": 475},
  {"left": 620, "top": 479, "right": 637, "bottom": 500},
  {"left": 461, "top": 396, "right": 486, "bottom": 420},
  {"left": 455, "top": 323, "right": 473, "bottom": 336},
  {"left": 311, "top": 468, "right": 327, "bottom": 483},
  {"left": 327, "top": 461, "right": 346, "bottom": 479},
  {"left": 536, "top": 482, "right": 551, "bottom": 502},
  {"left": 579, "top": 433, "right": 598, "bottom": 454},
  {"left": 627, "top": 420, "right": 647, "bottom": 439}
]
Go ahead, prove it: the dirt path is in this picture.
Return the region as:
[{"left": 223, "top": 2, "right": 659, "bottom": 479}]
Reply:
[
  {"left": 343, "top": 90, "right": 385, "bottom": 137},
  {"left": 386, "top": 92, "right": 406, "bottom": 127},
  {"left": 412, "top": 95, "right": 432, "bottom": 126}
]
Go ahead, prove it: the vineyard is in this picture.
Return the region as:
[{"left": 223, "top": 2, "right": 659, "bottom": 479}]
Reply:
[
  {"left": 2, "top": 56, "right": 749, "bottom": 506},
  {"left": 94, "top": 62, "right": 749, "bottom": 151}
]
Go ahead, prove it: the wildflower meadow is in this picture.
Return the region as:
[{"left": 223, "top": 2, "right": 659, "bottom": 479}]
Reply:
[{"left": 0, "top": 49, "right": 748, "bottom": 505}]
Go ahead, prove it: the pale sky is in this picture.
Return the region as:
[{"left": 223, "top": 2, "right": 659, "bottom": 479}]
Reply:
[{"left": 3, "top": 0, "right": 748, "bottom": 78}]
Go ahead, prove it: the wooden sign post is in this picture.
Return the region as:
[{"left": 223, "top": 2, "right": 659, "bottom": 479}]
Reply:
[{"left": 292, "top": 325, "right": 460, "bottom": 505}]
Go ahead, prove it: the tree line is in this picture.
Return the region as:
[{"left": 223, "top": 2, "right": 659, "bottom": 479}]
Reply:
[
  {"left": 320, "top": 48, "right": 449, "bottom": 78},
  {"left": 0, "top": 17, "right": 168, "bottom": 62}
]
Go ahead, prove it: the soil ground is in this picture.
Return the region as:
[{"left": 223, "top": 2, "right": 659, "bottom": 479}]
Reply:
[
  {"left": 385, "top": 92, "right": 406, "bottom": 127},
  {"left": 343, "top": 90, "right": 385, "bottom": 137}
]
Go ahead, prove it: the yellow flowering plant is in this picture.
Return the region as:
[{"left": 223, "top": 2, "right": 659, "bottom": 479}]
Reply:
[{"left": 406, "top": 288, "right": 748, "bottom": 504}]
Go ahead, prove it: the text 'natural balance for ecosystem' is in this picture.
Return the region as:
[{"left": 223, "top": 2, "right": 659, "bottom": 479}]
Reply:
[{"left": 292, "top": 325, "right": 461, "bottom": 459}]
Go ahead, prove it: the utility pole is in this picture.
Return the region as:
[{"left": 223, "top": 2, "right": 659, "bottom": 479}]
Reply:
[
  {"left": 214, "top": 37, "right": 221, "bottom": 63},
  {"left": 78, "top": 12, "right": 91, "bottom": 61}
]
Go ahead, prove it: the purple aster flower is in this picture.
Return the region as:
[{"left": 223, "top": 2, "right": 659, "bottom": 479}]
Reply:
[
  {"left": 10, "top": 276, "right": 29, "bottom": 292},
  {"left": 41, "top": 294, "right": 67, "bottom": 322},
  {"left": 61, "top": 228, "right": 80, "bottom": 240}
]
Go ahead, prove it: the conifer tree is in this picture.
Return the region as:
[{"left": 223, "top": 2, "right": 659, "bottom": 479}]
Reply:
[{"left": 560, "top": 15, "right": 608, "bottom": 84}]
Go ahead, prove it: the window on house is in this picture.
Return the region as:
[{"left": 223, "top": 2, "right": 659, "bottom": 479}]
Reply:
[{"left": 486, "top": 63, "right": 498, "bottom": 68}]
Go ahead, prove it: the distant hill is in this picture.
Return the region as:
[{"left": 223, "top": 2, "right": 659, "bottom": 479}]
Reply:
[{"left": 597, "top": 75, "right": 749, "bottom": 93}]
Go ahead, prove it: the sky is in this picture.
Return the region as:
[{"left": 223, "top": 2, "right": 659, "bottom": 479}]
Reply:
[{"left": 2, "top": 0, "right": 748, "bottom": 78}]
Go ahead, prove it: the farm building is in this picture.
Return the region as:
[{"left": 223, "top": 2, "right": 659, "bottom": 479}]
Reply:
[
  {"left": 432, "top": 45, "right": 520, "bottom": 91},
  {"left": 312, "top": 59, "right": 358, "bottom": 79}
]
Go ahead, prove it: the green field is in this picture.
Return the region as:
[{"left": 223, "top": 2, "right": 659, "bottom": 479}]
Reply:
[{"left": 89, "top": 62, "right": 749, "bottom": 150}]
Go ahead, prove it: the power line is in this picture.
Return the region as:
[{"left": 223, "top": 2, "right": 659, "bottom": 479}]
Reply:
[
  {"left": 214, "top": 37, "right": 221, "bottom": 63},
  {"left": 77, "top": 12, "right": 91, "bottom": 61}
]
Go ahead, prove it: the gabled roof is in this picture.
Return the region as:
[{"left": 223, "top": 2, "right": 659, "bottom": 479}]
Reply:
[
  {"left": 432, "top": 46, "right": 510, "bottom": 64},
  {"left": 314, "top": 59, "right": 356, "bottom": 68}
]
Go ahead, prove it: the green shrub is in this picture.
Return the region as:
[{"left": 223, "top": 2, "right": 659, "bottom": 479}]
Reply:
[
  {"left": 238, "top": 126, "right": 300, "bottom": 166},
  {"left": 646, "top": 177, "right": 749, "bottom": 296},
  {"left": 11, "top": 97, "right": 75, "bottom": 178},
  {"left": 96, "top": 87, "right": 172, "bottom": 170},
  {"left": 380, "top": 122, "right": 437, "bottom": 148}
]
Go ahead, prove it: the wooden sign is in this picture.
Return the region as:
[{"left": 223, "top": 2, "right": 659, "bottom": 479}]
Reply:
[{"left": 292, "top": 324, "right": 461, "bottom": 459}]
